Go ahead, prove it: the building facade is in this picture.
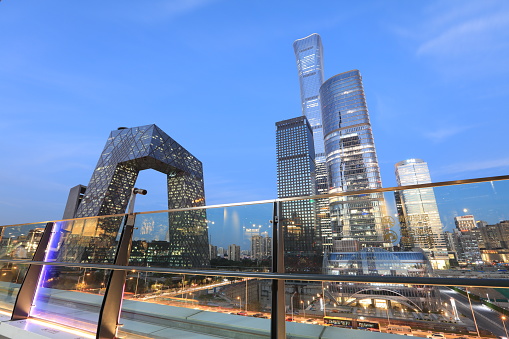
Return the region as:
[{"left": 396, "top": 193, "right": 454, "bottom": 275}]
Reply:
[
  {"left": 69, "top": 125, "right": 210, "bottom": 268},
  {"left": 62, "top": 184, "right": 87, "bottom": 219},
  {"left": 319, "top": 70, "right": 386, "bottom": 248},
  {"left": 447, "top": 229, "right": 482, "bottom": 265},
  {"left": 250, "top": 233, "right": 271, "bottom": 261},
  {"left": 276, "top": 116, "right": 321, "bottom": 272},
  {"left": 394, "top": 159, "right": 447, "bottom": 268},
  {"left": 455, "top": 215, "right": 476, "bottom": 232},
  {"left": 228, "top": 244, "right": 241, "bottom": 262},
  {"left": 324, "top": 248, "right": 440, "bottom": 312},
  {"left": 293, "top": 33, "right": 331, "bottom": 250}
]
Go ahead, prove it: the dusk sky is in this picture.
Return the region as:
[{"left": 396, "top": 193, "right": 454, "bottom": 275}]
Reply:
[{"left": 1, "top": 1, "right": 509, "bottom": 234}]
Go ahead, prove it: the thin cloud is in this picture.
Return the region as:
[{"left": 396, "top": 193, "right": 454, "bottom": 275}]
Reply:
[
  {"left": 389, "top": 1, "right": 509, "bottom": 78},
  {"left": 436, "top": 157, "right": 509, "bottom": 175},
  {"left": 417, "top": 12, "right": 509, "bottom": 57},
  {"left": 423, "top": 124, "right": 473, "bottom": 143}
]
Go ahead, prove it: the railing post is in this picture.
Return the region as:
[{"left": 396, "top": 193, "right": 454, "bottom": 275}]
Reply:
[
  {"left": 11, "top": 222, "right": 54, "bottom": 320},
  {"left": 96, "top": 214, "right": 135, "bottom": 339},
  {"left": 271, "top": 201, "right": 285, "bottom": 339}
]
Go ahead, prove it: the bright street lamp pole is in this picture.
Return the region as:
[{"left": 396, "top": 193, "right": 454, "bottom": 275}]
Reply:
[
  {"left": 290, "top": 292, "right": 297, "bottom": 321},
  {"left": 237, "top": 296, "right": 241, "bottom": 312},
  {"left": 450, "top": 297, "right": 459, "bottom": 321},
  {"left": 502, "top": 316, "right": 508, "bottom": 339},
  {"left": 466, "top": 288, "right": 481, "bottom": 339}
]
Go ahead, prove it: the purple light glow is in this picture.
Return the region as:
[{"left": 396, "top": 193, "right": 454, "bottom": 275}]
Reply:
[{"left": 30, "top": 221, "right": 64, "bottom": 317}]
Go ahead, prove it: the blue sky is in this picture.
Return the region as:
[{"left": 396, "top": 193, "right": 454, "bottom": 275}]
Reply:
[{"left": 1, "top": 0, "right": 509, "bottom": 229}]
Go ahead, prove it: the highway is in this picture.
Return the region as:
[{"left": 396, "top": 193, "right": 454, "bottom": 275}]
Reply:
[
  {"left": 136, "top": 278, "right": 250, "bottom": 301},
  {"left": 439, "top": 286, "right": 508, "bottom": 338}
]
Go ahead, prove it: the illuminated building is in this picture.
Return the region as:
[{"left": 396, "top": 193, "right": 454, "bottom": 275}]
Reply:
[
  {"left": 395, "top": 159, "right": 448, "bottom": 269},
  {"left": 324, "top": 247, "right": 440, "bottom": 312},
  {"left": 455, "top": 215, "right": 476, "bottom": 232},
  {"left": 293, "top": 33, "right": 331, "bottom": 250},
  {"left": 69, "top": 124, "right": 209, "bottom": 268},
  {"left": 320, "top": 70, "right": 386, "bottom": 248},
  {"left": 276, "top": 116, "right": 321, "bottom": 272}
]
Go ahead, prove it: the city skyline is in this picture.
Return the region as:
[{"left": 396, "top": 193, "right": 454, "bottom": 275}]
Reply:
[{"left": 1, "top": 1, "right": 509, "bottom": 232}]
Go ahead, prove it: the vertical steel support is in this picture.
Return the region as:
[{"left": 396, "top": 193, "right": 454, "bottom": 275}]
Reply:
[
  {"left": 271, "top": 201, "right": 286, "bottom": 339},
  {"left": 11, "top": 222, "right": 54, "bottom": 320},
  {"left": 96, "top": 214, "right": 135, "bottom": 339}
]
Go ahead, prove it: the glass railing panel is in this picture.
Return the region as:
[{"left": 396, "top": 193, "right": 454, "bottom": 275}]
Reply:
[
  {"left": 118, "top": 272, "right": 271, "bottom": 338},
  {"left": 29, "top": 265, "right": 110, "bottom": 335},
  {"left": 130, "top": 203, "right": 274, "bottom": 271},
  {"left": 281, "top": 179, "right": 509, "bottom": 337},
  {"left": 47, "top": 215, "right": 126, "bottom": 264},
  {"left": 0, "top": 223, "right": 47, "bottom": 314},
  {"left": 287, "top": 179, "right": 509, "bottom": 278},
  {"left": 0, "top": 263, "right": 30, "bottom": 314},
  {"left": 0, "top": 223, "right": 47, "bottom": 260},
  {"left": 282, "top": 279, "right": 509, "bottom": 339},
  {"left": 30, "top": 215, "right": 125, "bottom": 333}
]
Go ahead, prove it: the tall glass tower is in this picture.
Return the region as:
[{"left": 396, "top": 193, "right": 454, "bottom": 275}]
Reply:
[
  {"left": 293, "top": 33, "right": 331, "bottom": 250},
  {"left": 276, "top": 116, "right": 321, "bottom": 272},
  {"left": 395, "top": 159, "right": 448, "bottom": 268},
  {"left": 293, "top": 33, "right": 325, "bottom": 162},
  {"left": 320, "top": 70, "right": 386, "bottom": 248}
]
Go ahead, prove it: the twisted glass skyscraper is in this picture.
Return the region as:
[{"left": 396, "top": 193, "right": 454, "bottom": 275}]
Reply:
[
  {"left": 320, "top": 70, "right": 386, "bottom": 247},
  {"left": 293, "top": 33, "right": 331, "bottom": 250}
]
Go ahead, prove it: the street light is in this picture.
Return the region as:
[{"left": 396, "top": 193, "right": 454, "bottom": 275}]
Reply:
[
  {"left": 133, "top": 271, "right": 140, "bottom": 297},
  {"left": 386, "top": 301, "right": 391, "bottom": 326},
  {"left": 450, "top": 297, "right": 459, "bottom": 321},
  {"left": 502, "top": 316, "right": 508, "bottom": 339},
  {"left": 237, "top": 296, "right": 241, "bottom": 312},
  {"left": 301, "top": 300, "right": 305, "bottom": 318},
  {"left": 245, "top": 279, "right": 248, "bottom": 312},
  {"left": 290, "top": 291, "right": 297, "bottom": 321},
  {"left": 466, "top": 288, "right": 481, "bottom": 339}
]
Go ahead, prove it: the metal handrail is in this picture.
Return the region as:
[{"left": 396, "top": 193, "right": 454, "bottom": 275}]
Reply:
[
  {"left": 2, "top": 259, "right": 509, "bottom": 288},
  {"left": 2, "top": 174, "right": 509, "bottom": 228}
]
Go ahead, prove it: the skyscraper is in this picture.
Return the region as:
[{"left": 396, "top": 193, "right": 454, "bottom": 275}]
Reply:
[
  {"left": 62, "top": 184, "right": 87, "bottom": 219},
  {"left": 293, "top": 33, "right": 325, "bottom": 163},
  {"left": 320, "top": 70, "right": 386, "bottom": 248},
  {"left": 293, "top": 33, "right": 331, "bottom": 250},
  {"left": 73, "top": 124, "right": 210, "bottom": 268},
  {"left": 276, "top": 116, "right": 321, "bottom": 271},
  {"left": 395, "top": 159, "right": 448, "bottom": 268}
]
